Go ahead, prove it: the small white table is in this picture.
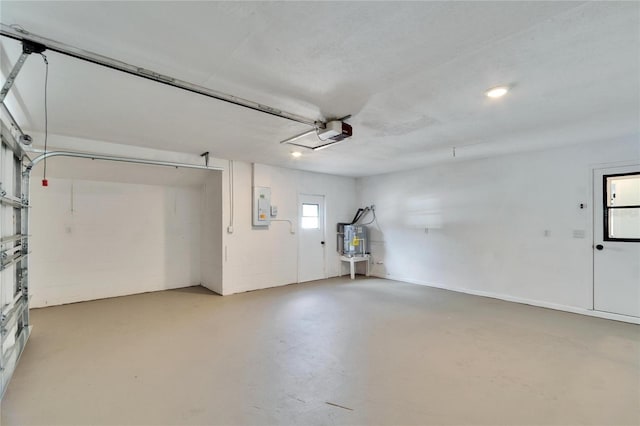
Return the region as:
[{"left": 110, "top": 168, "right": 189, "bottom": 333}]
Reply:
[{"left": 340, "top": 255, "right": 370, "bottom": 279}]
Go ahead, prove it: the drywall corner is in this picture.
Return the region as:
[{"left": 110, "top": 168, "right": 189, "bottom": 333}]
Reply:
[{"left": 201, "top": 170, "right": 224, "bottom": 295}]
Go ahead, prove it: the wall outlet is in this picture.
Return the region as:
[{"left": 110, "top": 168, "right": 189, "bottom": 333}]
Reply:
[{"left": 227, "top": 226, "right": 234, "bottom": 234}]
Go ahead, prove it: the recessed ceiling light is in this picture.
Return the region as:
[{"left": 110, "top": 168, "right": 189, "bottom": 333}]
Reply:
[
  {"left": 486, "top": 86, "right": 509, "bottom": 98},
  {"left": 291, "top": 151, "right": 302, "bottom": 158}
]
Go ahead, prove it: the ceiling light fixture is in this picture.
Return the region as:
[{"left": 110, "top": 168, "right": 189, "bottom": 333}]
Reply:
[
  {"left": 485, "top": 86, "right": 509, "bottom": 98},
  {"left": 291, "top": 151, "right": 302, "bottom": 158}
]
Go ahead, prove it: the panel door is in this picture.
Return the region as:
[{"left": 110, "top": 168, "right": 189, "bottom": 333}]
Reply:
[
  {"left": 593, "top": 165, "right": 640, "bottom": 317},
  {"left": 298, "top": 194, "right": 326, "bottom": 283}
]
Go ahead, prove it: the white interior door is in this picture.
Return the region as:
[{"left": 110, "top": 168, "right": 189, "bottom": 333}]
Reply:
[
  {"left": 298, "top": 194, "right": 326, "bottom": 283},
  {"left": 593, "top": 165, "right": 640, "bottom": 317}
]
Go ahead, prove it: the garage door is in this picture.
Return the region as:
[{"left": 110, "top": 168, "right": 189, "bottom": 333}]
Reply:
[{"left": 0, "top": 119, "right": 31, "bottom": 398}]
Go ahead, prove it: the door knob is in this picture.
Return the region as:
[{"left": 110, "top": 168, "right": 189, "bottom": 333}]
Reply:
[
  {"left": 595, "top": 244, "right": 604, "bottom": 251},
  {"left": 320, "top": 241, "right": 325, "bottom": 245}
]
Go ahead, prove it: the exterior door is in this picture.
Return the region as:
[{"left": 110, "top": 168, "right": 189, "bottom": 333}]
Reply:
[
  {"left": 298, "top": 194, "right": 326, "bottom": 283},
  {"left": 593, "top": 165, "right": 640, "bottom": 317}
]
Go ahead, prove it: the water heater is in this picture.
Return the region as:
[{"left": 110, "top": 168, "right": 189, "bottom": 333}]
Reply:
[{"left": 337, "top": 224, "right": 368, "bottom": 257}]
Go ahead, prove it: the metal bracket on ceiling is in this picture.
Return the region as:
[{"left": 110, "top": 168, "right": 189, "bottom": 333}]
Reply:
[
  {"left": 0, "top": 53, "right": 27, "bottom": 104},
  {"left": 201, "top": 151, "right": 210, "bottom": 167},
  {"left": 0, "top": 39, "right": 47, "bottom": 103},
  {"left": 21, "top": 39, "right": 46, "bottom": 55},
  {"left": 279, "top": 129, "right": 318, "bottom": 147},
  {"left": 0, "top": 38, "right": 47, "bottom": 147}
]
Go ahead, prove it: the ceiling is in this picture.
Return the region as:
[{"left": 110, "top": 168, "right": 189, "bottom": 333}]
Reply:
[{"left": 0, "top": 1, "right": 638, "bottom": 177}]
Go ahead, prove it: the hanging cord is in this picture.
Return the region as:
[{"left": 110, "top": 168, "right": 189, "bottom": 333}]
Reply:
[
  {"left": 359, "top": 208, "right": 376, "bottom": 225},
  {"left": 354, "top": 207, "right": 373, "bottom": 225},
  {"left": 40, "top": 53, "right": 49, "bottom": 185},
  {"left": 358, "top": 206, "right": 383, "bottom": 233}
]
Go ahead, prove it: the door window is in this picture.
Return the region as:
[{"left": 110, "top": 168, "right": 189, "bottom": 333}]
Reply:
[
  {"left": 604, "top": 172, "right": 640, "bottom": 241},
  {"left": 301, "top": 203, "right": 319, "bottom": 229}
]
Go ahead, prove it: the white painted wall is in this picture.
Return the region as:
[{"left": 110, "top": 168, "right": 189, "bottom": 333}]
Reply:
[
  {"left": 221, "top": 162, "right": 357, "bottom": 294},
  {"left": 22, "top": 133, "right": 227, "bottom": 306},
  {"left": 20, "top": 127, "right": 639, "bottom": 317},
  {"left": 201, "top": 172, "right": 223, "bottom": 294},
  {"left": 29, "top": 176, "right": 205, "bottom": 307},
  {"left": 357, "top": 137, "right": 640, "bottom": 312},
  {"left": 25, "top": 132, "right": 356, "bottom": 302}
]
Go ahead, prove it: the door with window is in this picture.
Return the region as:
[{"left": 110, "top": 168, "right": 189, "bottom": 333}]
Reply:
[
  {"left": 298, "top": 194, "right": 326, "bottom": 283},
  {"left": 593, "top": 165, "right": 640, "bottom": 317}
]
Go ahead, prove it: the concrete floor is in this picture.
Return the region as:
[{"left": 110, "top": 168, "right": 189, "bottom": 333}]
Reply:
[{"left": 1, "top": 277, "right": 639, "bottom": 425}]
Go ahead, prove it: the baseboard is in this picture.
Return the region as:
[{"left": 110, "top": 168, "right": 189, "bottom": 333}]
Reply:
[
  {"left": 225, "top": 273, "right": 345, "bottom": 296},
  {"left": 377, "top": 274, "right": 640, "bottom": 325},
  {"left": 31, "top": 282, "right": 200, "bottom": 308}
]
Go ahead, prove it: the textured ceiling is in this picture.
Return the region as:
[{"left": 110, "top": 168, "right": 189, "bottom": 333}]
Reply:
[{"left": 0, "top": 1, "right": 638, "bottom": 177}]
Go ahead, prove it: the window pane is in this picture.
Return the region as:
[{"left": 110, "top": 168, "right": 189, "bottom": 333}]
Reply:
[
  {"left": 301, "top": 217, "right": 319, "bottom": 229},
  {"left": 302, "top": 203, "right": 319, "bottom": 217},
  {"left": 607, "top": 175, "right": 640, "bottom": 207},
  {"left": 609, "top": 207, "right": 640, "bottom": 239}
]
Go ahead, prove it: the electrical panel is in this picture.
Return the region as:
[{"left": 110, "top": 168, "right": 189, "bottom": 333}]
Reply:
[{"left": 252, "top": 186, "right": 271, "bottom": 227}]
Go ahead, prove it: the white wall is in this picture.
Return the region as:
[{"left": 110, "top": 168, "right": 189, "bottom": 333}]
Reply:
[
  {"left": 357, "top": 137, "right": 639, "bottom": 312},
  {"left": 221, "top": 162, "right": 357, "bottom": 295},
  {"left": 21, "top": 133, "right": 227, "bottom": 306},
  {"left": 26, "top": 131, "right": 357, "bottom": 302},
  {"left": 23, "top": 128, "right": 358, "bottom": 302},
  {"left": 30, "top": 177, "right": 204, "bottom": 307},
  {"left": 22, "top": 129, "right": 639, "bottom": 313},
  {"left": 201, "top": 171, "right": 223, "bottom": 294}
]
